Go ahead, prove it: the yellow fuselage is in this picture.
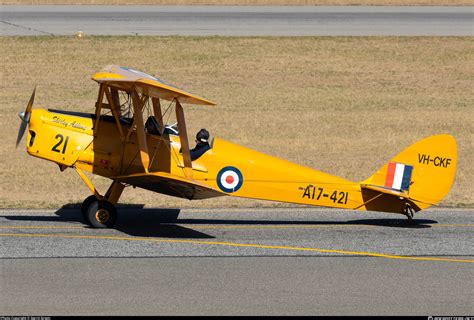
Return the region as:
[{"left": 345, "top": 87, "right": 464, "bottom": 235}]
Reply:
[
  {"left": 26, "top": 108, "right": 363, "bottom": 209},
  {"left": 26, "top": 108, "right": 456, "bottom": 214}
]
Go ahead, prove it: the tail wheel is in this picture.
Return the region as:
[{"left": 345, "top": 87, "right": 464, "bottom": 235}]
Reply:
[
  {"left": 403, "top": 202, "right": 415, "bottom": 221},
  {"left": 85, "top": 199, "right": 118, "bottom": 228}
]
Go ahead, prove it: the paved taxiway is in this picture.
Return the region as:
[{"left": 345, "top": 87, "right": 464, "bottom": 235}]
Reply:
[
  {"left": 1, "top": 207, "right": 472, "bottom": 315},
  {"left": 1, "top": 5, "right": 473, "bottom": 36}
]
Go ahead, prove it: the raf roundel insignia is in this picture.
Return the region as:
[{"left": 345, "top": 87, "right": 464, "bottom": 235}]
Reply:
[{"left": 216, "top": 166, "right": 243, "bottom": 193}]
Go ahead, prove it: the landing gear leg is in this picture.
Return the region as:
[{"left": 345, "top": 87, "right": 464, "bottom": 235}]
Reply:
[
  {"left": 403, "top": 202, "right": 415, "bottom": 222},
  {"left": 103, "top": 180, "right": 125, "bottom": 205},
  {"left": 75, "top": 167, "right": 125, "bottom": 228},
  {"left": 81, "top": 181, "right": 125, "bottom": 228}
]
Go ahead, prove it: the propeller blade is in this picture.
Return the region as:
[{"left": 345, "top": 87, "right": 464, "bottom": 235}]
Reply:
[
  {"left": 25, "top": 86, "right": 36, "bottom": 115},
  {"left": 15, "top": 87, "right": 36, "bottom": 148},
  {"left": 16, "top": 118, "right": 28, "bottom": 148}
]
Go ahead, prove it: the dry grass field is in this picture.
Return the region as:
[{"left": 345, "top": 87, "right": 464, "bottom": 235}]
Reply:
[
  {"left": 1, "top": 0, "right": 472, "bottom": 5},
  {"left": 1, "top": 36, "right": 472, "bottom": 209}
]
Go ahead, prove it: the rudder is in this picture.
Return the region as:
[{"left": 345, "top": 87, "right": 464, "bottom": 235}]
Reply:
[{"left": 362, "top": 134, "right": 457, "bottom": 211}]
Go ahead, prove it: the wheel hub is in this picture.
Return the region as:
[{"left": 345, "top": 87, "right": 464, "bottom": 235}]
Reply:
[{"left": 95, "top": 209, "right": 110, "bottom": 223}]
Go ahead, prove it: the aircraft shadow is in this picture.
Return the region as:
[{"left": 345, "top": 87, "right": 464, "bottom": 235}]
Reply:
[
  {"left": 2, "top": 205, "right": 214, "bottom": 239},
  {"left": 2, "top": 204, "right": 437, "bottom": 234},
  {"left": 112, "top": 208, "right": 215, "bottom": 239},
  {"left": 175, "top": 218, "right": 436, "bottom": 229}
]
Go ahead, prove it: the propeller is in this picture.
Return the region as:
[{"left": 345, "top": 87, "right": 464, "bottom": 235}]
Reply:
[{"left": 16, "top": 87, "right": 36, "bottom": 148}]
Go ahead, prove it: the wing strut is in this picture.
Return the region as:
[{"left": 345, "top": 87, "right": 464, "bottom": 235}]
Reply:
[
  {"left": 175, "top": 99, "right": 192, "bottom": 178},
  {"left": 104, "top": 86, "right": 125, "bottom": 139},
  {"left": 152, "top": 97, "right": 165, "bottom": 135},
  {"left": 131, "top": 90, "right": 150, "bottom": 173},
  {"left": 93, "top": 83, "right": 106, "bottom": 136}
]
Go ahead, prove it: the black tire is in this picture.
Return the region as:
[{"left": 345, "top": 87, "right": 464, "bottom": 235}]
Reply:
[
  {"left": 85, "top": 199, "right": 117, "bottom": 228},
  {"left": 81, "top": 195, "right": 98, "bottom": 223}
]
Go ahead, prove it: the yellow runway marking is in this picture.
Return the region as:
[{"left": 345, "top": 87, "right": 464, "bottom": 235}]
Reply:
[{"left": 0, "top": 232, "right": 472, "bottom": 263}]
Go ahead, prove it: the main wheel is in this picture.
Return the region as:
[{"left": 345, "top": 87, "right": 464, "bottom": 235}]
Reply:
[
  {"left": 85, "top": 199, "right": 118, "bottom": 228},
  {"left": 81, "top": 195, "right": 98, "bottom": 223}
]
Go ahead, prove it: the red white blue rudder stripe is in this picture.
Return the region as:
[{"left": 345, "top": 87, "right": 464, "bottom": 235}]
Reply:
[
  {"left": 216, "top": 166, "right": 243, "bottom": 193},
  {"left": 384, "top": 162, "right": 413, "bottom": 191}
]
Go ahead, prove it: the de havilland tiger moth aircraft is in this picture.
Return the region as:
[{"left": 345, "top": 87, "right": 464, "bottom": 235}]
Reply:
[{"left": 16, "top": 65, "right": 457, "bottom": 228}]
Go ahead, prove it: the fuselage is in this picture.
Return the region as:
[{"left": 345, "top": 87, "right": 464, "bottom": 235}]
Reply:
[{"left": 25, "top": 108, "right": 378, "bottom": 211}]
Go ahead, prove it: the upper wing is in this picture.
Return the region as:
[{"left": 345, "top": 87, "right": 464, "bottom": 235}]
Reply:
[
  {"left": 113, "top": 171, "right": 224, "bottom": 200},
  {"left": 92, "top": 65, "right": 216, "bottom": 106}
]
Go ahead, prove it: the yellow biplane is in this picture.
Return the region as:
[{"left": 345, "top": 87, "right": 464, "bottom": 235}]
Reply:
[{"left": 16, "top": 65, "right": 457, "bottom": 227}]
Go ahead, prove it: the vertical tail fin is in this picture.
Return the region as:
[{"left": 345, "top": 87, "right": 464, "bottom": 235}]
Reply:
[{"left": 362, "top": 134, "right": 457, "bottom": 211}]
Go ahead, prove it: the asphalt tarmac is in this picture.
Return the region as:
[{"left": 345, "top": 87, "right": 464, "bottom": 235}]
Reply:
[
  {"left": 1, "top": 5, "right": 473, "bottom": 36},
  {"left": 0, "top": 207, "right": 472, "bottom": 315}
]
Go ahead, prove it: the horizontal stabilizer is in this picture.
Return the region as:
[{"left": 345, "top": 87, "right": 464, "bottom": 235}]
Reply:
[{"left": 361, "top": 184, "right": 410, "bottom": 199}]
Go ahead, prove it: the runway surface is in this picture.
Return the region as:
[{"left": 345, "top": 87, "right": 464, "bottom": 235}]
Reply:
[
  {"left": 1, "top": 5, "right": 473, "bottom": 36},
  {"left": 1, "top": 207, "right": 472, "bottom": 315}
]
